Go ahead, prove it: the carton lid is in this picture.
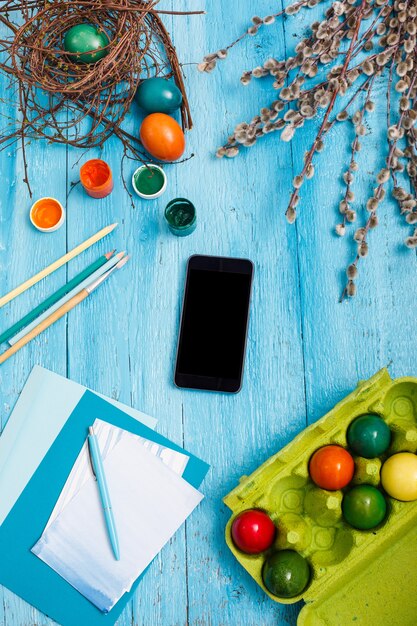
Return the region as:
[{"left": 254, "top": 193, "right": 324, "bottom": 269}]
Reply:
[{"left": 298, "top": 512, "right": 417, "bottom": 626}]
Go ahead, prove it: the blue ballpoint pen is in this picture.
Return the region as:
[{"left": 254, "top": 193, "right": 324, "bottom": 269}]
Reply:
[{"left": 87, "top": 426, "right": 120, "bottom": 561}]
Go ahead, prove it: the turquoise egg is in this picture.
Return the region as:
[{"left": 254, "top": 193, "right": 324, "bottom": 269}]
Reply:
[
  {"left": 64, "top": 24, "right": 109, "bottom": 64},
  {"left": 135, "top": 77, "right": 183, "bottom": 113}
]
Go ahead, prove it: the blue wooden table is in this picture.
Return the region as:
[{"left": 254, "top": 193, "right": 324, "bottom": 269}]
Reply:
[{"left": 1, "top": 1, "right": 416, "bottom": 625}]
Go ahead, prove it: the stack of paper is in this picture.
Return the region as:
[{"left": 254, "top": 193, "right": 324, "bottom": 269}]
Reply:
[
  {"left": 0, "top": 367, "right": 209, "bottom": 626},
  {"left": 32, "top": 419, "right": 203, "bottom": 612},
  {"left": 0, "top": 365, "right": 157, "bottom": 526}
]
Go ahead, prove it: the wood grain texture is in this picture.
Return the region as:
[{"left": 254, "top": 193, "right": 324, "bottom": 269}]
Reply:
[{"left": 1, "top": 1, "right": 416, "bottom": 625}]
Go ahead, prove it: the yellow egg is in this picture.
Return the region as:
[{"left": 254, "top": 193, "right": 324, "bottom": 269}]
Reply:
[{"left": 381, "top": 452, "right": 417, "bottom": 501}]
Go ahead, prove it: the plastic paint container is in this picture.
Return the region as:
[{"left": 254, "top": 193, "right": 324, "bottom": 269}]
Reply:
[
  {"left": 132, "top": 164, "right": 167, "bottom": 199},
  {"left": 164, "top": 198, "right": 196, "bottom": 237},
  {"left": 80, "top": 159, "right": 113, "bottom": 198},
  {"left": 30, "top": 197, "right": 65, "bottom": 232}
]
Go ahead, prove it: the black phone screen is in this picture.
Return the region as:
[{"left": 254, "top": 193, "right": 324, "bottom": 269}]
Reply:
[{"left": 174, "top": 255, "right": 253, "bottom": 392}]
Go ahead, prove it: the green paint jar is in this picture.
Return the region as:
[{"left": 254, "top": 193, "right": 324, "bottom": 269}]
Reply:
[
  {"left": 132, "top": 164, "right": 167, "bottom": 199},
  {"left": 164, "top": 198, "right": 196, "bottom": 237}
]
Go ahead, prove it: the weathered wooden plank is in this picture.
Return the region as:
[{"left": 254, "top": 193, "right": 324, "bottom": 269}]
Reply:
[
  {"left": 1, "top": 1, "right": 417, "bottom": 626},
  {"left": 0, "top": 17, "right": 68, "bottom": 624},
  {"left": 171, "top": 2, "right": 307, "bottom": 625}
]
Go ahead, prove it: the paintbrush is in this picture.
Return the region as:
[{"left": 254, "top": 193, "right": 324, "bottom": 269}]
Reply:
[
  {"left": 0, "top": 222, "right": 118, "bottom": 308},
  {"left": 0, "top": 255, "right": 129, "bottom": 365},
  {"left": 9, "top": 251, "right": 125, "bottom": 346},
  {"left": 0, "top": 250, "right": 116, "bottom": 345}
]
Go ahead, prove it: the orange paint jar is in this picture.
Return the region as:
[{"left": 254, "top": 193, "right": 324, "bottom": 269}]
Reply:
[
  {"left": 80, "top": 159, "right": 114, "bottom": 198},
  {"left": 30, "top": 197, "right": 65, "bottom": 232}
]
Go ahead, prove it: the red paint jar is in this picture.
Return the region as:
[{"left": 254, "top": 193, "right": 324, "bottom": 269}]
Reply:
[{"left": 80, "top": 159, "right": 113, "bottom": 199}]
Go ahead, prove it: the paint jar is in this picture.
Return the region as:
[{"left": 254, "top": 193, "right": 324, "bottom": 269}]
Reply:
[
  {"left": 30, "top": 197, "right": 65, "bottom": 233},
  {"left": 132, "top": 164, "right": 167, "bottom": 199},
  {"left": 164, "top": 198, "right": 196, "bottom": 237},
  {"left": 80, "top": 159, "right": 113, "bottom": 198}
]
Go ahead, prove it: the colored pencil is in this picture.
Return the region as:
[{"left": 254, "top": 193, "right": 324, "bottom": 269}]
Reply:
[
  {"left": 9, "top": 252, "right": 125, "bottom": 346},
  {"left": 0, "top": 223, "right": 118, "bottom": 309},
  {"left": 0, "top": 255, "right": 129, "bottom": 365},
  {"left": 0, "top": 251, "right": 115, "bottom": 345}
]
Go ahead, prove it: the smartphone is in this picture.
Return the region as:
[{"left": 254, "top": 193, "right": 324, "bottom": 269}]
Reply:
[{"left": 174, "top": 255, "right": 253, "bottom": 393}]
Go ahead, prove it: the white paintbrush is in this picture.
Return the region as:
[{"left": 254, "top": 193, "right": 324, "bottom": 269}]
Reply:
[{"left": 0, "top": 255, "right": 129, "bottom": 365}]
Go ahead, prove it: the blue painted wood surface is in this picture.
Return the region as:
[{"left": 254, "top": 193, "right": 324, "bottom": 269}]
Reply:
[{"left": 1, "top": 1, "right": 417, "bottom": 625}]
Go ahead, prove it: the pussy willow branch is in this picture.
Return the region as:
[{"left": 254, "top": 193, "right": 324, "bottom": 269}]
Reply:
[
  {"left": 200, "top": 0, "right": 417, "bottom": 299},
  {"left": 286, "top": 0, "right": 368, "bottom": 222},
  {"left": 338, "top": 75, "right": 376, "bottom": 233},
  {"left": 340, "top": 67, "right": 417, "bottom": 301}
]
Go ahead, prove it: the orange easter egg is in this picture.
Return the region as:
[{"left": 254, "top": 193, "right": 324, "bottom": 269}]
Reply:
[{"left": 140, "top": 113, "right": 185, "bottom": 161}]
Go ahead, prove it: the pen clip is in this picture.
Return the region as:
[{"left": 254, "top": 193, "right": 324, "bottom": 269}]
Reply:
[{"left": 87, "top": 435, "right": 97, "bottom": 481}]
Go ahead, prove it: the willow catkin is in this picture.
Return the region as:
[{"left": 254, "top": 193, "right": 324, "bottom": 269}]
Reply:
[{"left": 200, "top": 0, "right": 417, "bottom": 299}]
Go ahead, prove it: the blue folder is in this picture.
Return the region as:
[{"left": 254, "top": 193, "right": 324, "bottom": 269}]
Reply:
[{"left": 0, "top": 391, "right": 209, "bottom": 626}]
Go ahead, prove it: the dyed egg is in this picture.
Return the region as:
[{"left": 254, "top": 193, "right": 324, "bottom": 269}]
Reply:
[
  {"left": 342, "top": 485, "right": 387, "bottom": 529},
  {"left": 381, "top": 452, "right": 417, "bottom": 501},
  {"left": 136, "top": 77, "right": 183, "bottom": 113},
  {"left": 231, "top": 509, "right": 276, "bottom": 554},
  {"left": 347, "top": 414, "right": 391, "bottom": 458},
  {"left": 262, "top": 550, "right": 310, "bottom": 598},
  {"left": 64, "top": 24, "right": 109, "bottom": 64},
  {"left": 309, "top": 445, "right": 355, "bottom": 491},
  {"left": 140, "top": 113, "right": 185, "bottom": 161}
]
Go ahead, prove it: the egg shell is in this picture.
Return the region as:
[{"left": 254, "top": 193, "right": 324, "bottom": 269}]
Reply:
[
  {"left": 64, "top": 24, "right": 109, "bottom": 64},
  {"left": 231, "top": 509, "right": 276, "bottom": 554},
  {"left": 262, "top": 550, "right": 310, "bottom": 598},
  {"left": 381, "top": 452, "right": 417, "bottom": 501},
  {"left": 342, "top": 484, "right": 387, "bottom": 530},
  {"left": 309, "top": 445, "right": 355, "bottom": 490},
  {"left": 347, "top": 414, "right": 391, "bottom": 458},
  {"left": 140, "top": 113, "right": 185, "bottom": 162},
  {"left": 136, "top": 78, "right": 183, "bottom": 113}
]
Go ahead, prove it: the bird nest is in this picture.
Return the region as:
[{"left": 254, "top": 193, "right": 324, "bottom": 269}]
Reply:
[{"left": 0, "top": 0, "right": 196, "bottom": 194}]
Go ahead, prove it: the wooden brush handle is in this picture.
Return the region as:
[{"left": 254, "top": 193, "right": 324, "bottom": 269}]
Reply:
[
  {"left": 0, "top": 223, "right": 117, "bottom": 308},
  {"left": 0, "top": 289, "right": 88, "bottom": 365}
]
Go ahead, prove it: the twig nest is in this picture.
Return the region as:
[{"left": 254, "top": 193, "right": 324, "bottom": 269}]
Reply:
[{"left": 2, "top": 0, "right": 192, "bottom": 166}]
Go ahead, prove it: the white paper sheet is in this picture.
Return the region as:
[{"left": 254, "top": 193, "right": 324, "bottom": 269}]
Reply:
[
  {"left": 0, "top": 366, "right": 157, "bottom": 526},
  {"left": 32, "top": 428, "right": 203, "bottom": 613},
  {"left": 45, "top": 418, "right": 190, "bottom": 531}
]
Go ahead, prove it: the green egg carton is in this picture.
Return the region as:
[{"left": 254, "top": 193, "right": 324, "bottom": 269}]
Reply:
[{"left": 224, "top": 369, "right": 417, "bottom": 626}]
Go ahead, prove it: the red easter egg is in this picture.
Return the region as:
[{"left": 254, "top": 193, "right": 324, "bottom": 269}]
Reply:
[
  {"left": 140, "top": 113, "right": 185, "bottom": 161},
  {"left": 231, "top": 509, "right": 276, "bottom": 554}
]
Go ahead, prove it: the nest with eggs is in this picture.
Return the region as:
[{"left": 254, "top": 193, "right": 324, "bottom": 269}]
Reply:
[{"left": 0, "top": 0, "right": 197, "bottom": 194}]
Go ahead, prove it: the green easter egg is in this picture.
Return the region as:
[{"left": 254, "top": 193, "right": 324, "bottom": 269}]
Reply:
[
  {"left": 347, "top": 414, "right": 391, "bottom": 458},
  {"left": 342, "top": 485, "right": 387, "bottom": 530},
  {"left": 262, "top": 550, "right": 310, "bottom": 598},
  {"left": 136, "top": 77, "right": 183, "bottom": 113},
  {"left": 64, "top": 24, "right": 109, "bottom": 64}
]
